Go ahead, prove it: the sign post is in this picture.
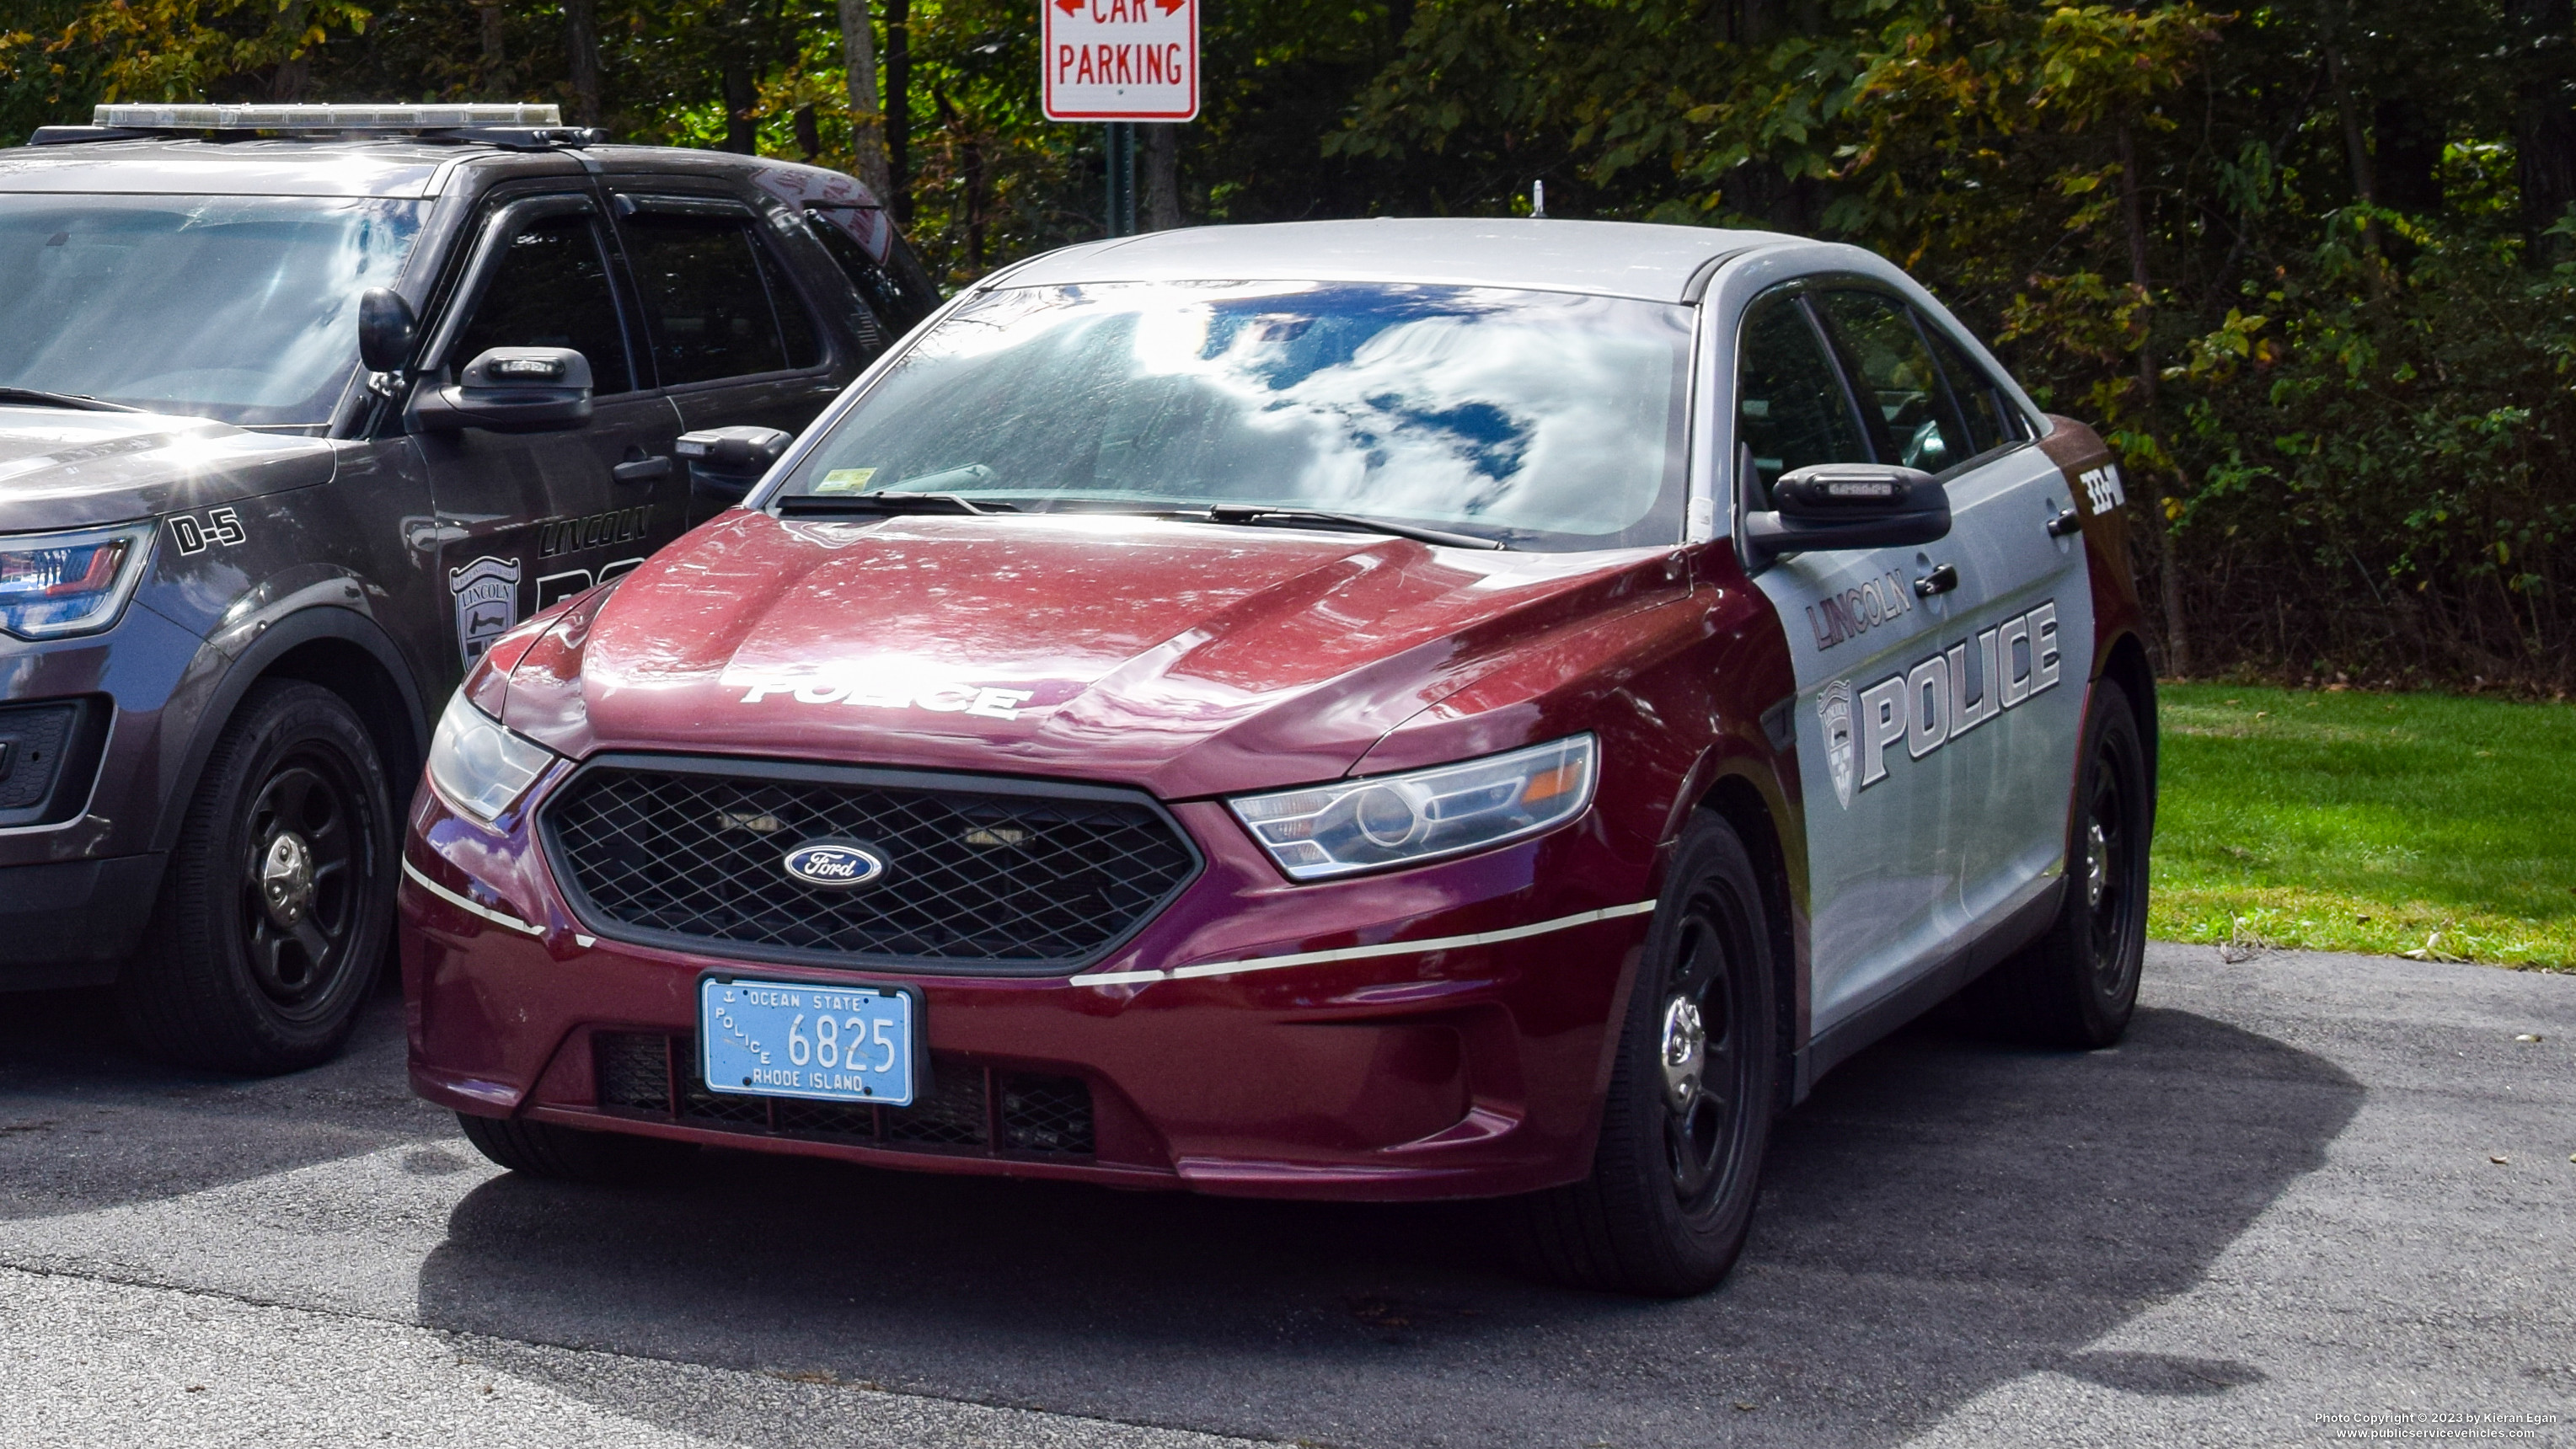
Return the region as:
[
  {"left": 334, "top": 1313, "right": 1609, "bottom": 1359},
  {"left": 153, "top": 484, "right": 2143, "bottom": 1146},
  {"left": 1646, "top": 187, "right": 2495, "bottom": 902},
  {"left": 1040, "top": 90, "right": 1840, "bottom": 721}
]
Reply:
[
  {"left": 1042, "top": 0, "right": 1198, "bottom": 238},
  {"left": 1105, "top": 122, "right": 1138, "bottom": 237}
]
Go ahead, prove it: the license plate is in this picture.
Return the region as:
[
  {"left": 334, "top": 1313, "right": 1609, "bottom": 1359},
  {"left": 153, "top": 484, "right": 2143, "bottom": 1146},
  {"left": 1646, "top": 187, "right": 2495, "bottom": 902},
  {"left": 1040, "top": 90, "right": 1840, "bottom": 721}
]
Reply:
[{"left": 699, "top": 977, "right": 915, "bottom": 1107}]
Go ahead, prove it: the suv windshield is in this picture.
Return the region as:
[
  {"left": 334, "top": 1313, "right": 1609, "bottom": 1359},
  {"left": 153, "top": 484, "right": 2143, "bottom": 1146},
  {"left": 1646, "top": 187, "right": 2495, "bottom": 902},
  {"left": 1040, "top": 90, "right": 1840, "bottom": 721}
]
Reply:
[
  {"left": 776, "top": 281, "right": 1694, "bottom": 550},
  {"left": 0, "top": 195, "right": 425, "bottom": 427}
]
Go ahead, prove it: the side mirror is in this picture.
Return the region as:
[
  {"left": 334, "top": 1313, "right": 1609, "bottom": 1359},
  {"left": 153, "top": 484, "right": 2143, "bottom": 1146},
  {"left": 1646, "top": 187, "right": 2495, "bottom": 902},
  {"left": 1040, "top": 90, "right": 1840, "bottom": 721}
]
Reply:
[
  {"left": 677, "top": 425, "right": 795, "bottom": 504},
  {"left": 412, "top": 347, "right": 593, "bottom": 434},
  {"left": 1743, "top": 463, "right": 1950, "bottom": 564},
  {"left": 357, "top": 288, "right": 418, "bottom": 373}
]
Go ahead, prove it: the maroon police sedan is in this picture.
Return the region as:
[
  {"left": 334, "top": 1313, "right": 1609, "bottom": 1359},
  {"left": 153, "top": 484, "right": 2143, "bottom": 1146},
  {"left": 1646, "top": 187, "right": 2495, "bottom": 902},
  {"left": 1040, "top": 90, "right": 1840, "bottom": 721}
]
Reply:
[{"left": 399, "top": 219, "right": 2156, "bottom": 1296}]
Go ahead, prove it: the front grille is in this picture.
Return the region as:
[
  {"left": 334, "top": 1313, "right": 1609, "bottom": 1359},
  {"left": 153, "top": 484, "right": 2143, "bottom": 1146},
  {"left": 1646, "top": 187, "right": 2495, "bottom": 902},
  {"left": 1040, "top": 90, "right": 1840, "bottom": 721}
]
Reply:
[
  {"left": 592, "top": 1030, "right": 1094, "bottom": 1158},
  {"left": 542, "top": 757, "right": 1198, "bottom": 972}
]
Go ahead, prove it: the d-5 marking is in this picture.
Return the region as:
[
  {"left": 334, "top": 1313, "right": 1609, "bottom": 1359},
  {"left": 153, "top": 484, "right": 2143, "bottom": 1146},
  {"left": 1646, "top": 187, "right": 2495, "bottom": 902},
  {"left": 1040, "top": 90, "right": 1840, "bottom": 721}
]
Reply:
[{"left": 169, "top": 506, "right": 247, "bottom": 554}]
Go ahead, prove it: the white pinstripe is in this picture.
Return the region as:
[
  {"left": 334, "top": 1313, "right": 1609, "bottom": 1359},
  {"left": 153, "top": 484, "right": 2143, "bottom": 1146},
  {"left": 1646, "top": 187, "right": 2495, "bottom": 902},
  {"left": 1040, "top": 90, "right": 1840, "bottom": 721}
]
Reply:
[
  {"left": 401, "top": 858, "right": 545, "bottom": 937},
  {"left": 1070, "top": 899, "right": 1659, "bottom": 987}
]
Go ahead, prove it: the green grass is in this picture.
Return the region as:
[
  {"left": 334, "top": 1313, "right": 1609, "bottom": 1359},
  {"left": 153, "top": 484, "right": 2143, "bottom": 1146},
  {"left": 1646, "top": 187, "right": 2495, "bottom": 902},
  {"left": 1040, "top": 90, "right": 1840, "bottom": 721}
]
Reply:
[{"left": 2150, "top": 684, "right": 2576, "bottom": 968}]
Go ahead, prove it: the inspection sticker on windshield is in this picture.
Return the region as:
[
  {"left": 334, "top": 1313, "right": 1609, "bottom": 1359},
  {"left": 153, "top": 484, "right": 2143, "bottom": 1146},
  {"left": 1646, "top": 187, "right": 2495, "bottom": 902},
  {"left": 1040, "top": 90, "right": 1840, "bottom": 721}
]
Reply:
[
  {"left": 701, "top": 978, "right": 915, "bottom": 1107},
  {"left": 813, "top": 468, "right": 878, "bottom": 495}
]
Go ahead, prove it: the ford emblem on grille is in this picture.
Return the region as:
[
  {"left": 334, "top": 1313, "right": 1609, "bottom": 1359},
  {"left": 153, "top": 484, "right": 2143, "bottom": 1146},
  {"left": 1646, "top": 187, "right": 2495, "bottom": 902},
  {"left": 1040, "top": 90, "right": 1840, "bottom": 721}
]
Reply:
[{"left": 779, "top": 840, "right": 888, "bottom": 889}]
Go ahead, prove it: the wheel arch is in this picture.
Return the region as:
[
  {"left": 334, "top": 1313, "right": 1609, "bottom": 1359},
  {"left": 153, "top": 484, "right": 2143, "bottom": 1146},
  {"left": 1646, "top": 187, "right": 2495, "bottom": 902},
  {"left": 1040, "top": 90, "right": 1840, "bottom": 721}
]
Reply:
[
  {"left": 152, "top": 608, "right": 431, "bottom": 857},
  {"left": 2097, "top": 630, "right": 2159, "bottom": 810},
  {"left": 1692, "top": 768, "right": 1805, "bottom": 1109}
]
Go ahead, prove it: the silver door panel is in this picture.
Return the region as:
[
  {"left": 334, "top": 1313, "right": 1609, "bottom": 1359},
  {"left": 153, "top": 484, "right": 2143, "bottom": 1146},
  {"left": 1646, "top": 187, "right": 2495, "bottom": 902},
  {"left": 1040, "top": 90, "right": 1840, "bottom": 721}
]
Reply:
[
  {"left": 1755, "top": 546, "right": 1960, "bottom": 1036},
  {"left": 1936, "top": 445, "right": 2094, "bottom": 934}
]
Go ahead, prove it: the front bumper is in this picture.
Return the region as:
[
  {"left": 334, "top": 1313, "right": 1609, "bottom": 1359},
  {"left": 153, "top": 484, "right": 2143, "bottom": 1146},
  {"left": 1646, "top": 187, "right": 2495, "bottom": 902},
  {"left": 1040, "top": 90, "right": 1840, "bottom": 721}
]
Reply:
[
  {"left": 0, "top": 854, "right": 165, "bottom": 986},
  {"left": 399, "top": 768, "right": 1661, "bottom": 1201}
]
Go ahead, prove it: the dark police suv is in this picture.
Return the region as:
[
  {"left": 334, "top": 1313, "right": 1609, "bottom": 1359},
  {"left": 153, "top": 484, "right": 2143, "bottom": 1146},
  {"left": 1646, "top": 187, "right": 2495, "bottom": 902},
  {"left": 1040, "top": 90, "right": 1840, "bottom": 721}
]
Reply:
[{"left": 0, "top": 103, "right": 935, "bottom": 1072}]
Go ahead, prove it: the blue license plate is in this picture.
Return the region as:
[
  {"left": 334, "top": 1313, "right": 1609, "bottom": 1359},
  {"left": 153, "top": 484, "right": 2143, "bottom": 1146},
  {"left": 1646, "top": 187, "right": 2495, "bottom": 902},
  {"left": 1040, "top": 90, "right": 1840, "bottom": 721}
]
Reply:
[{"left": 699, "top": 977, "right": 915, "bottom": 1108}]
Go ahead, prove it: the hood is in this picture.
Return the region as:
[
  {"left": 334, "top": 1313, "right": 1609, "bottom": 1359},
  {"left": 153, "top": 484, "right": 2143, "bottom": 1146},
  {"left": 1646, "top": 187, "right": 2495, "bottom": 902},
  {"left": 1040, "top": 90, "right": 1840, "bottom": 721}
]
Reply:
[
  {"left": 0, "top": 404, "right": 337, "bottom": 534},
  {"left": 499, "top": 510, "right": 1676, "bottom": 798}
]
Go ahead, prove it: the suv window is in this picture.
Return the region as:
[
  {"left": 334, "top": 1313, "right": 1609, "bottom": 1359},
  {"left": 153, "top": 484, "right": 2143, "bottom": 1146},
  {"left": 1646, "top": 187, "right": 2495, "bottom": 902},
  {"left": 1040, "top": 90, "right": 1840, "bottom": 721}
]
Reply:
[
  {"left": 1736, "top": 291, "right": 1871, "bottom": 504},
  {"left": 1814, "top": 290, "right": 1969, "bottom": 473},
  {"left": 452, "top": 212, "right": 634, "bottom": 394},
  {"left": 804, "top": 206, "right": 932, "bottom": 340},
  {"left": 624, "top": 211, "right": 822, "bottom": 385}
]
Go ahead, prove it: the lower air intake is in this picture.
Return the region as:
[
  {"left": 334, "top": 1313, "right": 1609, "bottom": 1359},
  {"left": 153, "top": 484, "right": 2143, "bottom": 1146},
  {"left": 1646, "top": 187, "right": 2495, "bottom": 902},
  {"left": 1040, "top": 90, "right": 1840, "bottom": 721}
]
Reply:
[{"left": 591, "top": 1031, "right": 1094, "bottom": 1158}]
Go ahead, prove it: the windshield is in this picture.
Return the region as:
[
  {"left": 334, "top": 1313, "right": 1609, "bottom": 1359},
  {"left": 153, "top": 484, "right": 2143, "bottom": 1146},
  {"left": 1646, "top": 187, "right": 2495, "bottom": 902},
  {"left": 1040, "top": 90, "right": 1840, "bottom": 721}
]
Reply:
[
  {"left": 776, "top": 281, "right": 1694, "bottom": 550},
  {"left": 0, "top": 194, "right": 426, "bottom": 427}
]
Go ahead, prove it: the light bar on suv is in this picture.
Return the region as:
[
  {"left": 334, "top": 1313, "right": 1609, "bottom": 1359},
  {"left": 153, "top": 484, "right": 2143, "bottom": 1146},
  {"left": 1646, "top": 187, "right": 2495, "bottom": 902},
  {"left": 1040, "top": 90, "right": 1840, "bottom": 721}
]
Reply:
[{"left": 91, "top": 103, "right": 564, "bottom": 131}]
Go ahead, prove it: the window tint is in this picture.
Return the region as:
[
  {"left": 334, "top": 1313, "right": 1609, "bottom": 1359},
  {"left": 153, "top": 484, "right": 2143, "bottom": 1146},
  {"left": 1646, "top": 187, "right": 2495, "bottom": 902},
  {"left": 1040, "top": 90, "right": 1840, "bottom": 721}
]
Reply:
[
  {"left": 623, "top": 212, "right": 811, "bottom": 385},
  {"left": 1920, "top": 321, "right": 2020, "bottom": 455},
  {"left": 757, "top": 243, "right": 825, "bottom": 370},
  {"left": 805, "top": 206, "right": 940, "bottom": 336},
  {"left": 453, "top": 213, "right": 633, "bottom": 394},
  {"left": 1814, "top": 290, "right": 1968, "bottom": 473},
  {"left": 1735, "top": 291, "right": 1870, "bottom": 504}
]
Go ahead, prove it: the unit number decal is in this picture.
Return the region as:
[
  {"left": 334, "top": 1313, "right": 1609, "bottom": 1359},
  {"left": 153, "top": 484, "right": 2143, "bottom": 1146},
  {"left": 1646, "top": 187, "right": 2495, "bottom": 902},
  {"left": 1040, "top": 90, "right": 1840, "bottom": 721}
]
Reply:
[
  {"left": 169, "top": 506, "right": 247, "bottom": 554},
  {"left": 2079, "top": 463, "right": 2126, "bottom": 515}
]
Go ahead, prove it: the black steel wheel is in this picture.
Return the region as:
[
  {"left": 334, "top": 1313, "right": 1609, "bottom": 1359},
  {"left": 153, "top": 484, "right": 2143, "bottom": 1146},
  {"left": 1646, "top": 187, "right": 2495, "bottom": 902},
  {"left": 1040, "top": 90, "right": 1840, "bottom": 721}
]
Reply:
[
  {"left": 1969, "top": 678, "right": 2153, "bottom": 1048},
  {"left": 239, "top": 761, "right": 365, "bottom": 1019},
  {"left": 1508, "top": 810, "right": 1779, "bottom": 1297},
  {"left": 120, "top": 681, "right": 395, "bottom": 1073}
]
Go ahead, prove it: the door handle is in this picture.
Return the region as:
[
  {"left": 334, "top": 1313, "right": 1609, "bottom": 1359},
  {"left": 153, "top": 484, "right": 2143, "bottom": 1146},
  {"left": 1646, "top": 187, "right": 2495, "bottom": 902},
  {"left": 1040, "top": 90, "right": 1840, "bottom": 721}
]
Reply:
[
  {"left": 2046, "top": 506, "right": 2083, "bottom": 537},
  {"left": 1914, "top": 563, "right": 1958, "bottom": 598},
  {"left": 613, "top": 456, "right": 673, "bottom": 484}
]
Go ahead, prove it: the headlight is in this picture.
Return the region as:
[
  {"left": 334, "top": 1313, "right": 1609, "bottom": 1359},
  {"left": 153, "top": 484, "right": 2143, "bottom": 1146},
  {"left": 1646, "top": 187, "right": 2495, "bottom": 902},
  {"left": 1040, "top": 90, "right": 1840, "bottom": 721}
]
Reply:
[
  {"left": 1229, "top": 735, "right": 1597, "bottom": 880},
  {"left": 426, "top": 692, "right": 559, "bottom": 823},
  {"left": 0, "top": 522, "right": 154, "bottom": 639}
]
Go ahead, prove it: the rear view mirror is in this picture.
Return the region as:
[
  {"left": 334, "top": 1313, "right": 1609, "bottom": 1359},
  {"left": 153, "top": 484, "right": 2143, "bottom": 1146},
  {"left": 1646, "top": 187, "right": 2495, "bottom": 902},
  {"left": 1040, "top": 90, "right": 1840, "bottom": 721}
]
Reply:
[
  {"left": 1743, "top": 463, "right": 1950, "bottom": 564},
  {"left": 412, "top": 347, "right": 593, "bottom": 434},
  {"left": 677, "top": 425, "right": 795, "bottom": 504},
  {"left": 357, "top": 288, "right": 418, "bottom": 373}
]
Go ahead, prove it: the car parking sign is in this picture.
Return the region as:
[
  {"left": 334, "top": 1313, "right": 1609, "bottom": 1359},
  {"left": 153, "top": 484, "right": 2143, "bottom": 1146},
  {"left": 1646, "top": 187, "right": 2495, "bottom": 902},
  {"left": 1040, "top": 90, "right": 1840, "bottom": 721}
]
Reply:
[{"left": 1042, "top": 0, "right": 1199, "bottom": 121}]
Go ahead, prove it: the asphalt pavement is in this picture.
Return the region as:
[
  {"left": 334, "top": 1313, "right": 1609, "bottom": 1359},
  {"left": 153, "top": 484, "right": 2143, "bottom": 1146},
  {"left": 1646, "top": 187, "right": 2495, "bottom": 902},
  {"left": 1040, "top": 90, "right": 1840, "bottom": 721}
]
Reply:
[{"left": 1, "top": 944, "right": 2568, "bottom": 1448}]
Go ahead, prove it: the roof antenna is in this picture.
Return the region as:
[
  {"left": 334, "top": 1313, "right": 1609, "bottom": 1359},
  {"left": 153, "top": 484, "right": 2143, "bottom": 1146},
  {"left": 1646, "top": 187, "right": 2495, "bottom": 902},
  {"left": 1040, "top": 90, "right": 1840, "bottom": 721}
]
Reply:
[{"left": 1531, "top": 179, "right": 1546, "bottom": 219}]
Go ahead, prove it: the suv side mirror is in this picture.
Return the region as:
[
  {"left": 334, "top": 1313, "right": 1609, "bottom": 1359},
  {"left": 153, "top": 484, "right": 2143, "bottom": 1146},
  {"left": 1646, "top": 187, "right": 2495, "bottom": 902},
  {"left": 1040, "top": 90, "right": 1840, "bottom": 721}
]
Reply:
[
  {"left": 677, "top": 426, "right": 795, "bottom": 504},
  {"left": 1743, "top": 463, "right": 1951, "bottom": 563},
  {"left": 412, "top": 347, "right": 593, "bottom": 434},
  {"left": 357, "top": 288, "right": 418, "bottom": 373}
]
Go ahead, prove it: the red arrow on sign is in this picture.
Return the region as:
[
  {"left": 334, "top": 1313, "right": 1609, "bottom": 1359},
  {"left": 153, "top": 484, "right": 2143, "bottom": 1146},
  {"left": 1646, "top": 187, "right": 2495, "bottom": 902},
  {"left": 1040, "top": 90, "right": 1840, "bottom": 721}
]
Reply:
[
  {"left": 1055, "top": 0, "right": 1082, "bottom": 12},
  {"left": 1154, "top": 0, "right": 1186, "bottom": 12}
]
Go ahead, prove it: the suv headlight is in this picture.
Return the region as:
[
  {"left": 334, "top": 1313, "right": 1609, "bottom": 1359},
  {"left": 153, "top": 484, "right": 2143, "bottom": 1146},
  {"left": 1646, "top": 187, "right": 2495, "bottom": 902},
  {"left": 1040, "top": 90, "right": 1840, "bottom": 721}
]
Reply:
[
  {"left": 426, "top": 692, "right": 559, "bottom": 823},
  {"left": 1229, "top": 735, "right": 1597, "bottom": 881},
  {"left": 0, "top": 522, "right": 154, "bottom": 639}
]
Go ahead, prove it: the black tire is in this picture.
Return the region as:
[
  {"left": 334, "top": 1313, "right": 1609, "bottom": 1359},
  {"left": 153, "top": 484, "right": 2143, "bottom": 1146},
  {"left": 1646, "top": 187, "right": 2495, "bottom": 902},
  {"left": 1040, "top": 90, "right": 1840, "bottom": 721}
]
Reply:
[
  {"left": 455, "top": 1112, "right": 699, "bottom": 1184},
  {"left": 1507, "top": 811, "right": 1780, "bottom": 1297},
  {"left": 1971, "top": 679, "right": 2152, "bottom": 1048},
  {"left": 120, "top": 680, "right": 396, "bottom": 1073}
]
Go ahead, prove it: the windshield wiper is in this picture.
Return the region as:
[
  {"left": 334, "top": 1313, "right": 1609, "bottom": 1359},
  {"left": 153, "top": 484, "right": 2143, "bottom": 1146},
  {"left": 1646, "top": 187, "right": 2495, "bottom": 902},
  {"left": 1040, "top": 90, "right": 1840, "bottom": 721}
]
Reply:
[
  {"left": 0, "top": 387, "right": 137, "bottom": 414},
  {"left": 774, "top": 491, "right": 1020, "bottom": 518},
  {"left": 1201, "top": 504, "right": 1505, "bottom": 551}
]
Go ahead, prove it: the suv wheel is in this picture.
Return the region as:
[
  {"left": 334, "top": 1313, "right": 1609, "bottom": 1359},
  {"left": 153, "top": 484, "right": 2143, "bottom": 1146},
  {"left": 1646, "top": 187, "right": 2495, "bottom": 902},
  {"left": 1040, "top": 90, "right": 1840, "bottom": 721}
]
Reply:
[
  {"left": 1968, "top": 679, "right": 2151, "bottom": 1047},
  {"left": 1508, "top": 811, "right": 1780, "bottom": 1297},
  {"left": 455, "top": 1113, "right": 699, "bottom": 1184},
  {"left": 120, "top": 681, "right": 394, "bottom": 1073}
]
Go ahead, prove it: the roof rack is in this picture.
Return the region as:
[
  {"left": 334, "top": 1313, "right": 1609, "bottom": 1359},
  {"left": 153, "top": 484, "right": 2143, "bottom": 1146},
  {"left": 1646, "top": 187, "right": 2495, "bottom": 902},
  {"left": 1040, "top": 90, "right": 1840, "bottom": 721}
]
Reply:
[{"left": 27, "top": 103, "right": 603, "bottom": 150}]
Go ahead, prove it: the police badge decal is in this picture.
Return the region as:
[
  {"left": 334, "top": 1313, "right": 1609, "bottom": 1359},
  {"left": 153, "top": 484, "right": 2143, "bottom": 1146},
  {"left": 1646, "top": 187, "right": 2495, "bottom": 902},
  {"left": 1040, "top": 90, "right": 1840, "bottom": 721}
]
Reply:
[
  {"left": 448, "top": 555, "right": 524, "bottom": 666},
  {"left": 1818, "top": 679, "right": 1857, "bottom": 810}
]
